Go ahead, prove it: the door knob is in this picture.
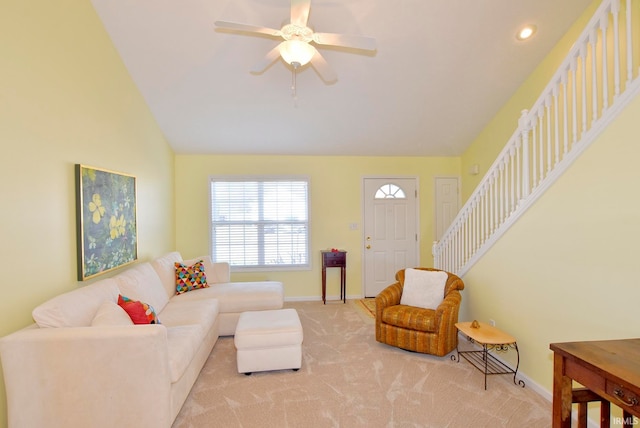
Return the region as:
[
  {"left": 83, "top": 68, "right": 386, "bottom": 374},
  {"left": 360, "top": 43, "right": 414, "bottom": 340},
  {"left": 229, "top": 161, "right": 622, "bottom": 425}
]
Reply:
[{"left": 366, "top": 245, "right": 371, "bottom": 249}]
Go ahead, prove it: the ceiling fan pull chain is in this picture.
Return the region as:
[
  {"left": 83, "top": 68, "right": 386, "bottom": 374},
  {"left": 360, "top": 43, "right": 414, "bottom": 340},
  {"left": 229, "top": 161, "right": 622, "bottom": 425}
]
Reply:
[
  {"left": 291, "top": 62, "right": 299, "bottom": 106},
  {"left": 291, "top": 65, "right": 297, "bottom": 98}
]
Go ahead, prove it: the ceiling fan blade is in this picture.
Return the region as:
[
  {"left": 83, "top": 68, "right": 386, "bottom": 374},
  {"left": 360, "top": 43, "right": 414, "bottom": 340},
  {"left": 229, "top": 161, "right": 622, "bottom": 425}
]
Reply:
[
  {"left": 313, "top": 32, "right": 377, "bottom": 51},
  {"left": 309, "top": 48, "right": 337, "bottom": 83},
  {"left": 214, "top": 21, "right": 282, "bottom": 37},
  {"left": 291, "top": 0, "right": 311, "bottom": 27},
  {"left": 250, "top": 43, "right": 284, "bottom": 74}
]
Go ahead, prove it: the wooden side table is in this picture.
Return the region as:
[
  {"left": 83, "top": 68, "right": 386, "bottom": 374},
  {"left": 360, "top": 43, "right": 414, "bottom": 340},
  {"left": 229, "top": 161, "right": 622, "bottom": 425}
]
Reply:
[
  {"left": 453, "top": 321, "right": 524, "bottom": 390},
  {"left": 321, "top": 251, "right": 346, "bottom": 304}
]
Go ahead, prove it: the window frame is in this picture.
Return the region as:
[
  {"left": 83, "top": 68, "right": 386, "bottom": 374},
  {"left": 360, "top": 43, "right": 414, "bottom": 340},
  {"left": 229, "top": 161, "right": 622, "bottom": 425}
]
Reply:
[{"left": 208, "top": 175, "right": 311, "bottom": 272}]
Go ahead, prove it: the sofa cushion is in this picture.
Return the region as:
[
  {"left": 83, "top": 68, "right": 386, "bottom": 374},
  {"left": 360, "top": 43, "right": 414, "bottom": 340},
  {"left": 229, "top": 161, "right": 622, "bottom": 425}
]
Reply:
[
  {"left": 170, "top": 281, "right": 283, "bottom": 313},
  {"left": 382, "top": 305, "right": 438, "bottom": 333},
  {"left": 150, "top": 252, "right": 185, "bottom": 300},
  {"left": 175, "top": 260, "right": 209, "bottom": 294},
  {"left": 91, "top": 301, "right": 134, "bottom": 326},
  {"left": 166, "top": 325, "right": 205, "bottom": 383},
  {"left": 158, "top": 299, "right": 219, "bottom": 331},
  {"left": 400, "top": 268, "right": 448, "bottom": 310},
  {"left": 32, "top": 278, "right": 120, "bottom": 328},
  {"left": 118, "top": 295, "right": 161, "bottom": 324},
  {"left": 113, "top": 262, "right": 169, "bottom": 313},
  {"left": 183, "top": 256, "right": 230, "bottom": 284}
]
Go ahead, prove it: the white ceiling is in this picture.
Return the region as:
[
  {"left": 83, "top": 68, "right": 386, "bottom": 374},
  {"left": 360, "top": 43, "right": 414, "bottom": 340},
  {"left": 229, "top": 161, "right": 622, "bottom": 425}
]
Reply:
[{"left": 90, "top": 0, "right": 593, "bottom": 156}]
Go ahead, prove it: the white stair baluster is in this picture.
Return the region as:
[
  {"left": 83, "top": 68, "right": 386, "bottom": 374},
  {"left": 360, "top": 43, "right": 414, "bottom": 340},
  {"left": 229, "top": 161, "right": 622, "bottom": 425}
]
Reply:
[
  {"left": 493, "top": 171, "right": 499, "bottom": 232},
  {"left": 519, "top": 110, "right": 530, "bottom": 199},
  {"left": 580, "top": 43, "right": 588, "bottom": 137},
  {"left": 483, "top": 191, "right": 488, "bottom": 246},
  {"left": 471, "top": 192, "right": 477, "bottom": 252},
  {"left": 553, "top": 86, "right": 560, "bottom": 166},
  {"left": 516, "top": 138, "right": 522, "bottom": 203},
  {"left": 509, "top": 146, "right": 516, "bottom": 214},
  {"left": 562, "top": 71, "right": 569, "bottom": 155},
  {"left": 626, "top": 0, "right": 632, "bottom": 86},
  {"left": 613, "top": 0, "right": 621, "bottom": 96},
  {"left": 545, "top": 96, "right": 552, "bottom": 174},
  {"left": 531, "top": 115, "right": 538, "bottom": 188},
  {"left": 538, "top": 108, "right": 544, "bottom": 183},
  {"left": 600, "top": 15, "right": 609, "bottom": 111},
  {"left": 499, "top": 162, "right": 505, "bottom": 224},
  {"left": 571, "top": 57, "right": 578, "bottom": 145},
  {"left": 590, "top": 29, "right": 599, "bottom": 123}
]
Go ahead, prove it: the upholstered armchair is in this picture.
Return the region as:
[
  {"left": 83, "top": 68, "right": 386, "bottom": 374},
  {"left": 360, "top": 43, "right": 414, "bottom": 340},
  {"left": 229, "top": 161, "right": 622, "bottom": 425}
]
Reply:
[{"left": 375, "top": 267, "right": 465, "bottom": 357}]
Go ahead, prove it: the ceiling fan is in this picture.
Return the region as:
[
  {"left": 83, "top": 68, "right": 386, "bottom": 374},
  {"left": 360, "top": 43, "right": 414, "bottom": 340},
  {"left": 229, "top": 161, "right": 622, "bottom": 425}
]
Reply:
[{"left": 214, "top": 0, "right": 377, "bottom": 84}]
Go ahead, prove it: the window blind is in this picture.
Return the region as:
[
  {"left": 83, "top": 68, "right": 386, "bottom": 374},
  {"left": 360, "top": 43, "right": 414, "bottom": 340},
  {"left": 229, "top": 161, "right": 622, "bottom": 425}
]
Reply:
[{"left": 210, "top": 177, "right": 309, "bottom": 270}]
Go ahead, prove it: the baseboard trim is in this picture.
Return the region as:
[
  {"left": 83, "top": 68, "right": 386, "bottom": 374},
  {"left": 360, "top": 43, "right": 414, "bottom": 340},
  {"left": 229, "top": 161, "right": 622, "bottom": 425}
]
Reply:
[{"left": 284, "top": 294, "right": 363, "bottom": 302}]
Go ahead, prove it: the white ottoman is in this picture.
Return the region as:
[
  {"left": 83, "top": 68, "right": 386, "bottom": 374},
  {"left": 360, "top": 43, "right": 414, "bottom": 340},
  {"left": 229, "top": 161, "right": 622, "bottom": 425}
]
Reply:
[{"left": 234, "top": 308, "right": 303, "bottom": 375}]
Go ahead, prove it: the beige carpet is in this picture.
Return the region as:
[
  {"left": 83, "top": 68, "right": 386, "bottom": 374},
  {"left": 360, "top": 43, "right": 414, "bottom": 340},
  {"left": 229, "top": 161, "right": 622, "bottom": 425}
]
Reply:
[{"left": 172, "top": 301, "right": 550, "bottom": 427}]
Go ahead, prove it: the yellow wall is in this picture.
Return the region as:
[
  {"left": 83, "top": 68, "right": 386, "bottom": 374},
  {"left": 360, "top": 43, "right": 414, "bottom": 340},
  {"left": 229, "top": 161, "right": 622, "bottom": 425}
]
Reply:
[
  {"left": 175, "top": 155, "right": 460, "bottom": 298},
  {"left": 462, "top": 90, "right": 640, "bottom": 396},
  {"left": 0, "top": 0, "right": 633, "bottom": 425},
  {"left": 0, "top": 1, "right": 175, "bottom": 426},
  {"left": 460, "top": 0, "right": 601, "bottom": 202},
  {"left": 457, "top": 0, "right": 640, "bottom": 416}
]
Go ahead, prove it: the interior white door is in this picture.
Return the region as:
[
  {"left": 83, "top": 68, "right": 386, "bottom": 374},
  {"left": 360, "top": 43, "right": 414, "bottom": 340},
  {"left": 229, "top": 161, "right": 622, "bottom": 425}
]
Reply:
[
  {"left": 363, "top": 178, "right": 419, "bottom": 297},
  {"left": 435, "top": 177, "right": 460, "bottom": 241}
]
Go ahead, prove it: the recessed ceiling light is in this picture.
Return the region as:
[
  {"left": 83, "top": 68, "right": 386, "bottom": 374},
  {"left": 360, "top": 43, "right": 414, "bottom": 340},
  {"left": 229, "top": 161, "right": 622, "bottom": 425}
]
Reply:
[{"left": 516, "top": 24, "right": 537, "bottom": 41}]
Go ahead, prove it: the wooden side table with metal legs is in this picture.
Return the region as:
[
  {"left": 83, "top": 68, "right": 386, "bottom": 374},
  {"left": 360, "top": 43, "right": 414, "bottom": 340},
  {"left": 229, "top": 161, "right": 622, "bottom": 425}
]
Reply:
[{"left": 453, "top": 321, "right": 524, "bottom": 390}]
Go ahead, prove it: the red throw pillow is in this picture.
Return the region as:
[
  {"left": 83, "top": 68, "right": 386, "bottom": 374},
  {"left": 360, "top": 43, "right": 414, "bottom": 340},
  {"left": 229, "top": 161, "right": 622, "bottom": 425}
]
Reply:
[{"left": 117, "top": 295, "right": 160, "bottom": 324}]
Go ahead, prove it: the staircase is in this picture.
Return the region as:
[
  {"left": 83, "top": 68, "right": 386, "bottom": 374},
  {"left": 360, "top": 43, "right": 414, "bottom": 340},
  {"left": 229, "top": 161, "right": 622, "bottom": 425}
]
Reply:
[{"left": 433, "top": 0, "right": 640, "bottom": 276}]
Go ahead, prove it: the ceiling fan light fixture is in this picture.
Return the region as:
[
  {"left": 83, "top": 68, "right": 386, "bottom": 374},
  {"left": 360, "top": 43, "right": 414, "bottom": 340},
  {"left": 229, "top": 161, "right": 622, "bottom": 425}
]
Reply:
[{"left": 279, "top": 40, "right": 315, "bottom": 66}]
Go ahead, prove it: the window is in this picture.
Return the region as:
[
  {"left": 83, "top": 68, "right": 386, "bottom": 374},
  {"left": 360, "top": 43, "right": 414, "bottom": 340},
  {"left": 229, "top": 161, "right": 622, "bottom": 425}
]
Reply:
[
  {"left": 209, "top": 177, "right": 309, "bottom": 270},
  {"left": 374, "top": 183, "right": 406, "bottom": 199}
]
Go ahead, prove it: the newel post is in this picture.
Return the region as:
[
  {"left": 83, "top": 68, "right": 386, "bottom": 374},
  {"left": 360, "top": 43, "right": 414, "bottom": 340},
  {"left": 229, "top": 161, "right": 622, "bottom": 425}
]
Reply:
[{"left": 432, "top": 240, "right": 441, "bottom": 269}]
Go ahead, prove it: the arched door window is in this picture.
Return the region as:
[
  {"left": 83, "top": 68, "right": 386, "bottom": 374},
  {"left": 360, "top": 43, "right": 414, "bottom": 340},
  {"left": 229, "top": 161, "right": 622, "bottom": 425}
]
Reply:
[{"left": 374, "top": 183, "right": 406, "bottom": 199}]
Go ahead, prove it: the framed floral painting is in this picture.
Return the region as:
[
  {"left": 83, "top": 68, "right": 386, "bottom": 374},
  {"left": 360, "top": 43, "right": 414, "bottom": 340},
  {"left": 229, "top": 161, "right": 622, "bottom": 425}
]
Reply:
[{"left": 75, "top": 164, "right": 138, "bottom": 280}]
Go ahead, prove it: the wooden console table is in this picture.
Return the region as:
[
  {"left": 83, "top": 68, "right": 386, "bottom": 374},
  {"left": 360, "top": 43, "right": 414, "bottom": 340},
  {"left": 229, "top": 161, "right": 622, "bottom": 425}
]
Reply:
[
  {"left": 321, "top": 251, "right": 346, "bottom": 304},
  {"left": 550, "top": 338, "right": 640, "bottom": 427}
]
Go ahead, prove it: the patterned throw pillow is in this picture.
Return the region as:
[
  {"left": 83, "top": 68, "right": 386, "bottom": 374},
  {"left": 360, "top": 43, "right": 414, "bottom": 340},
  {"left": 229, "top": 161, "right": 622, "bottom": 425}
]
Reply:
[
  {"left": 175, "top": 260, "right": 209, "bottom": 295},
  {"left": 117, "top": 294, "right": 160, "bottom": 324}
]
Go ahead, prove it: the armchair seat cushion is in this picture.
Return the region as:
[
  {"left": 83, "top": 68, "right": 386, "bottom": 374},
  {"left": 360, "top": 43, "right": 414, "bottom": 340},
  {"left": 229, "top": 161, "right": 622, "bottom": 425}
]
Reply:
[{"left": 381, "top": 305, "right": 438, "bottom": 333}]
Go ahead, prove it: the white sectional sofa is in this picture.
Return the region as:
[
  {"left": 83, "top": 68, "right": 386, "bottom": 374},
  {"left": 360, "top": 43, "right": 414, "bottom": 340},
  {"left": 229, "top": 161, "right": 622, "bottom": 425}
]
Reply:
[{"left": 0, "top": 252, "right": 284, "bottom": 428}]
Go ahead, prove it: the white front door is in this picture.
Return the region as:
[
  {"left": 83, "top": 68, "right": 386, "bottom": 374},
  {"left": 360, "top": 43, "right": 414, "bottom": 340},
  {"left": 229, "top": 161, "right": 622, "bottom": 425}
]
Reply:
[{"left": 363, "top": 178, "right": 419, "bottom": 297}]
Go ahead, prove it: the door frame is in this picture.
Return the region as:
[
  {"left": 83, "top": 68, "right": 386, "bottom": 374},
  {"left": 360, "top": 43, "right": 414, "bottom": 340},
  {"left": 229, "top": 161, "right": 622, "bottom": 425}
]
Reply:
[{"left": 361, "top": 176, "right": 421, "bottom": 298}]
